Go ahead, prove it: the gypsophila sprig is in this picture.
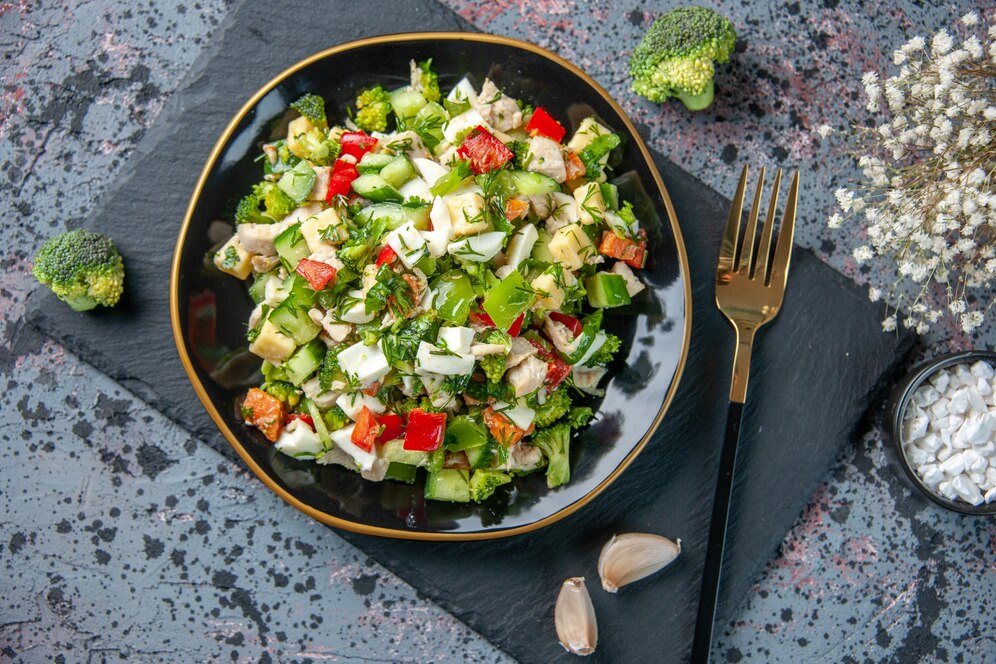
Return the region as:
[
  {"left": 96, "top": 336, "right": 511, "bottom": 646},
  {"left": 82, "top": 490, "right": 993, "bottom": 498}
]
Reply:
[{"left": 821, "top": 12, "right": 996, "bottom": 335}]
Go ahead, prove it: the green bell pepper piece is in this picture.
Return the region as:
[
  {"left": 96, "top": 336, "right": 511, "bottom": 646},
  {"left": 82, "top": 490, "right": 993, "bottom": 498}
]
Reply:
[
  {"left": 482, "top": 270, "right": 534, "bottom": 332},
  {"left": 432, "top": 270, "right": 475, "bottom": 325},
  {"left": 444, "top": 415, "right": 488, "bottom": 451},
  {"left": 430, "top": 160, "right": 473, "bottom": 196}
]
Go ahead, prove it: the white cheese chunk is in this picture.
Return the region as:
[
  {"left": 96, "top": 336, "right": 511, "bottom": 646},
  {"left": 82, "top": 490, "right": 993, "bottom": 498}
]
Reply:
[
  {"left": 274, "top": 420, "right": 324, "bottom": 460},
  {"left": 339, "top": 290, "right": 376, "bottom": 324},
  {"left": 337, "top": 339, "right": 390, "bottom": 387},
  {"left": 416, "top": 341, "right": 475, "bottom": 376},
  {"left": 437, "top": 326, "right": 475, "bottom": 354}
]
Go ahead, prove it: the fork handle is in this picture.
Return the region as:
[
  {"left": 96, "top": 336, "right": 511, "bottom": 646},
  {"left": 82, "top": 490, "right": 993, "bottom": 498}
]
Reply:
[
  {"left": 729, "top": 324, "right": 757, "bottom": 404},
  {"left": 689, "top": 400, "right": 746, "bottom": 664}
]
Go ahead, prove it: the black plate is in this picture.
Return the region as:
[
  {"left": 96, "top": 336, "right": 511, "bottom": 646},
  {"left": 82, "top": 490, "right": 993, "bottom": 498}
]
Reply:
[{"left": 171, "top": 33, "right": 691, "bottom": 540}]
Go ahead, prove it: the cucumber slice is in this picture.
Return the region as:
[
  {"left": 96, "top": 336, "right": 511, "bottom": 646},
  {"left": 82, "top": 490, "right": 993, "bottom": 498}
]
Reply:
[
  {"left": 351, "top": 173, "right": 403, "bottom": 203},
  {"left": 531, "top": 228, "right": 556, "bottom": 264},
  {"left": 390, "top": 87, "right": 428, "bottom": 122},
  {"left": 356, "top": 152, "right": 395, "bottom": 174},
  {"left": 249, "top": 270, "right": 278, "bottom": 304},
  {"left": 465, "top": 441, "right": 496, "bottom": 469},
  {"left": 381, "top": 439, "right": 429, "bottom": 466},
  {"left": 506, "top": 170, "right": 560, "bottom": 196},
  {"left": 277, "top": 160, "right": 317, "bottom": 202},
  {"left": 424, "top": 469, "right": 471, "bottom": 502},
  {"left": 284, "top": 339, "right": 325, "bottom": 385},
  {"left": 444, "top": 416, "right": 488, "bottom": 451},
  {"left": 599, "top": 182, "right": 620, "bottom": 211},
  {"left": 354, "top": 202, "right": 429, "bottom": 231},
  {"left": 585, "top": 272, "right": 632, "bottom": 308},
  {"left": 268, "top": 298, "right": 321, "bottom": 345},
  {"left": 384, "top": 462, "right": 418, "bottom": 484},
  {"left": 273, "top": 223, "right": 310, "bottom": 271},
  {"left": 379, "top": 156, "right": 417, "bottom": 189}
]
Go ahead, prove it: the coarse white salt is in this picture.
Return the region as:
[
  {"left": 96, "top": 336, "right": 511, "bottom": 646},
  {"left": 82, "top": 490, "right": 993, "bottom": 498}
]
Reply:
[{"left": 903, "top": 359, "right": 996, "bottom": 506}]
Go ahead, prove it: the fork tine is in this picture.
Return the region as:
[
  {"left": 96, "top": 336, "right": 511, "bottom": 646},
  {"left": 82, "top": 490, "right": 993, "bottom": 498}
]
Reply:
[
  {"left": 738, "top": 167, "right": 765, "bottom": 274},
  {"left": 754, "top": 169, "right": 781, "bottom": 281},
  {"left": 768, "top": 171, "right": 799, "bottom": 287},
  {"left": 718, "top": 165, "right": 749, "bottom": 274}
]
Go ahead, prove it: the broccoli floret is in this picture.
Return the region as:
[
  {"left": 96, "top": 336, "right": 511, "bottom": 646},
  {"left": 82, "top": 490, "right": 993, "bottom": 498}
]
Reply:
[
  {"left": 262, "top": 380, "right": 301, "bottom": 408},
  {"left": 318, "top": 345, "right": 346, "bottom": 392},
  {"left": 534, "top": 389, "right": 571, "bottom": 428},
  {"left": 469, "top": 470, "right": 511, "bottom": 502},
  {"left": 290, "top": 128, "right": 339, "bottom": 166},
  {"left": 477, "top": 329, "right": 512, "bottom": 382},
  {"left": 32, "top": 229, "right": 125, "bottom": 312},
  {"left": 354, "top": 85, "right": 393, "bottom": 133},
  {"left": 585, "top": 333, "right": 622, "bottom": 367},
  {"left": 290, "top": 93, "right": 327, "bottom": 126},
  {"left": 629, "top": 6, "right": 737, "bottom": 111},
  {"left": 323, "top": 405, "right": 350, "bottom": 432},
  {"left": 567, "top": 406, "right": 594, "bottom": 428},
  {"left": 531, "top": 423, "right": 572, "bottom": 488},
  {"left": 412, "top": 59, "right": 441, "bottom": 103},
  {"left": 236, "top": 182, "right": 296, "bottom": 224}
]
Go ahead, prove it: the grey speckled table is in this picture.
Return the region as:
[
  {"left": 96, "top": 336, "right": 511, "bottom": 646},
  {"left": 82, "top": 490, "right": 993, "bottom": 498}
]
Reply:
[{"left": 2, "top": 1, "right": 995, "bottom": 662}]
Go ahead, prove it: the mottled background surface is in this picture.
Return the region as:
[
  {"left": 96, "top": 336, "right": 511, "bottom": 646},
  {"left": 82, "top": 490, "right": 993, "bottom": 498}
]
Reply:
[{"left": 2, "top": 1, "right": 995, "bottom": 662}]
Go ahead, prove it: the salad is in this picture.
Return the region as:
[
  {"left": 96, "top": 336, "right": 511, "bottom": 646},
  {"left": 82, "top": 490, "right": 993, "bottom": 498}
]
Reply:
[{"left": 214, "top": 59, "right": 649, "bottom": 503}]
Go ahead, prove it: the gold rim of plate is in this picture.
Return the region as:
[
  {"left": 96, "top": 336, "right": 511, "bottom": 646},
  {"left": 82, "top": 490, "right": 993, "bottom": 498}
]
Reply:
[{"left": 169, "top": 32, "right": 693, "bottom": 541}]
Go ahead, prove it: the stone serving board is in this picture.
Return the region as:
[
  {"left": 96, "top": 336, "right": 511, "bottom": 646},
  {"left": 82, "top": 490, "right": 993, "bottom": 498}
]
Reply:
[{"left": 25, "top": 1, "right": 915, "bottom": 661}]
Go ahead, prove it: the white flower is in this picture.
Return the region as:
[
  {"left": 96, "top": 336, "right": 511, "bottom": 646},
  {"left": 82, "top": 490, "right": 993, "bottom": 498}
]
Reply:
[
  {"left": 960, "top": 311, "right": 984, "bottom": 333},
  {"left": 882, "top": 315, "right": 898, "bottom": 332},
  {"left": 948, "top": 299, "right": 967, "bottom": 314},
  {"left": 868, "top": 286, "right": 882, "bottom": 302},
  {"left": 827, "top": 212, "right": 842, "bottom": 229},
  {"left": 853, "top": 246, "right": 874, "bottom": 263},
  {"left": 960, "top": 12, "right": 979, "bottom": 27},
  {"left": 893, "top": 49, "right": 907, "bottom": 65},
  {"left": 817, "top": 124, "right": 833, "bottom": 139},
  {"left": 931, "top": 29, "right": 953, "bottom": 55},
  {"left": 835, "top": 188, "right": 854, "bottom": 212},
  {"left": 903, "top": 36, "right": 926, "bottom": 53},
  {"left": 963, "top": 36, "right": 983, "bottom": 59},
  {"left": 916, "top": 321, "right": 930, "bottom": 334}
]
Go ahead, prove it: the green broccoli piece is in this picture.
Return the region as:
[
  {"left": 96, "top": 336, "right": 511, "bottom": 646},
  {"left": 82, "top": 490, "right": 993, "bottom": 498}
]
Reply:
[
  {"left": 531, "top": 423, "right": 572, "bottom": 488},
  {"left": 318, "top": 345, "right": 347, "bottom": 392},
  {"left": 293, "top": 128, "right": 340, "bottom": 166},
  {"left": 629, "top": 6, "right": 737, "bottom": 110},
  {"left": 585, "top": 333, "right": 622, "bottom": 367},
  {"left": 414, "top": 59, "right": 441, "bottom": 103},
  {"left": 290, "top": 93, "right": 327, "bottom": 126},
  {"left": 323, "top": 405, "right": 350, "bottom": 432},
  {"left": 469, "top": 470, "right": 511, "bottom": 502},
  {"left": 262, "top": 381, "right": 301, "bottom": 408},
  {"left": 355, "top": 85, "right": 393, "bottom": 133},
  {"left": 32, "top": 229, "right": 125, "bottom": 312},
  {"left": 235, "top": 182, "right": 296, "bottom": 224},
  {"left": 477, "top": 329, "right": 512, "bottom": 383},
  {"left": 534, "top": 389, "right": 572, "bottom": 428},
  {"left": 567, "top": 406, "right": 594, "bottom": 428}
]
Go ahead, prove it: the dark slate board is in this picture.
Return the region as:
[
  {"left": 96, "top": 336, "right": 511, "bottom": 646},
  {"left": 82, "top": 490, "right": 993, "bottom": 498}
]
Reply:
[{"left": 25, "top": 1, "right": 915, "bottom": 661}]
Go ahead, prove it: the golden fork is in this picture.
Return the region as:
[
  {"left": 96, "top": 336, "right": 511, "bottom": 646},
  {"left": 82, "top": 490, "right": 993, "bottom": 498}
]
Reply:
[{"left": 690, "top": 165, "right": 799, "bottom": 664}]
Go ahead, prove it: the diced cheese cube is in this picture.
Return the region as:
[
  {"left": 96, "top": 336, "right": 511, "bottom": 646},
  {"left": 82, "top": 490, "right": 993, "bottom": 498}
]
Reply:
[
  {"left": 438, "top": 326, "right": 475, "bottom": 354},
  {"left": 308, "top": 165, "right": 331, "bottom": 202},
  {"left": 530, "top": 270, "right": 567, "bottom": 312},
  {"left": 330, "top": 424, "right": 378, "bottom": 472},
  {"left": 505, "top": 224, "right": 539, "bottom": 272},
  {"left": 249, "top": 320, "right": 296, "bottom": 363},
  {"left": 567, "top": 117, "right": 612, "bottom": 155},
  {"left": 386, "top": 221, "right": 427, "bottom": 269},
  {"left": 574, "top": 182, "right": 606, "bottom": 225},
  {"left": 416, "top": 341, "right": 475, "bottom": 375},
  {"left": 448, "top": 232, "right": 506, "bottom": 263},
  {"left": 412, "top": 158, "right": 449, "bottom": 188},
  {"left": 546, "top": 192, "right": 581, "bottom": 232},
  {"left": 548, "top": 223, "right": 594, "bottom": 271},
  {"left": 337, "top": 339, "right": 390, "bottom": 387},
  {"left": 399, "top": 177, "right": 433, "bottom": 203},
  {"left": 286, "top": 115, "right": 316, "bottom": 157},
  {"left": 300, "top": 207, "right": 347, "bottom": 251},
  {"left": 339, "top": 290, "right": 376, "bottom": 324},
  {"left": 445, "top": 192, "right": 488, "bottom": 237},
  {"left": 336, "top": 392, "right": 386, "bottom": 421},
  {"left": 611, "top": 261, "right": 646, "bottom": 297},
  {"left": 213, "top": 235, "right": 253, "bottom": 280},
  {"left": 274, "top": 420, "right": 324, "bottom": 460}
]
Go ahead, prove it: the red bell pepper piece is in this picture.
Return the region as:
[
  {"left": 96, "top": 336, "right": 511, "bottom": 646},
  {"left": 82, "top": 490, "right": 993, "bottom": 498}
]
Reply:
[
  {"left": 526, "top": 107, "right": 566, "bottom": 142},
  {"left": 326, "top": 158, "right": 359, "bottom": 202},
  {"left": 403, "top": 409, "right": 447, "bottom": 451},
  {"left": 376, "top": 245, "right": 397, "bottom": 267},
  {"left": 598, "top": 229, "right": 648, "bottom": 269},
  {"left": 546, "top": 356, "right": 572, "bottom": 389},
  {"left": 339, "top": 131, "right": 378, "bottom": 159},
  {"left": 548, "top": 311, "right": 582, "bottom": 338},
  {"left": 285, "top": 412, "right": 315, "bottom": 428},
  {"left": 527, "top": 337, "right": 557, "bottom": 362},
  {"left": 295, "top": 258, "right": 338, "bottom": 291},
  {"left": 376, "top": 413, "right": 405, "bottom": 443},
  {"left": 468, "top": 311, "right": 496, "bottom": 328},
  {"left": 457, "top": 125, "right": 513, "bottom": 174},
  {"left": 241, "top": 388, "right": 285, "bottom": 443},
  {"left": 352, "top": 406, "right": 381, "bottom": 453},
  {"left": 506, "top": 312, "right": 525, "bottom": 337}
]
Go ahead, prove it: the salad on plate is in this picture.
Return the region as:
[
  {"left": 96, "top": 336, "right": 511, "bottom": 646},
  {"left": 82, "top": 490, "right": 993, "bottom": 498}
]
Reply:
[{"left": 213, "top": 59, "right": 649, "bottom": 503}]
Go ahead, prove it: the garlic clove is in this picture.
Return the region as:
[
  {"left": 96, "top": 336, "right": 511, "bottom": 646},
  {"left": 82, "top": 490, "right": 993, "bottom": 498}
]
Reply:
[
  {"left": 597, "top": 533, "right": 681, "bottom": 593},
  {"left": 555, "top": 577, "right": 598, "bottom": 656}
]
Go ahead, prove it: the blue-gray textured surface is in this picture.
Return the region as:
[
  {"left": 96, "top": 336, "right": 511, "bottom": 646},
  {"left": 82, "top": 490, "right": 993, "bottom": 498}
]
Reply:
[{"left": 2, "top": 1, "right": 995, "bottom": 663}]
